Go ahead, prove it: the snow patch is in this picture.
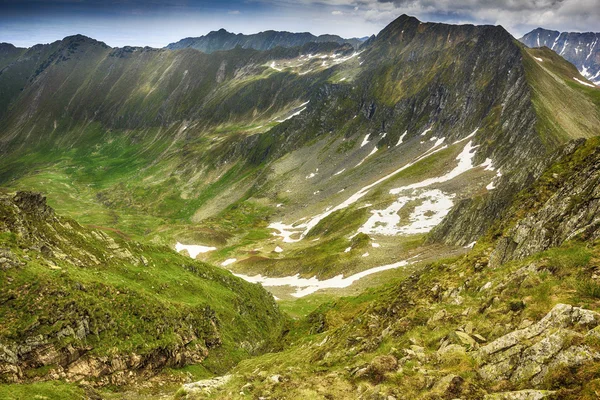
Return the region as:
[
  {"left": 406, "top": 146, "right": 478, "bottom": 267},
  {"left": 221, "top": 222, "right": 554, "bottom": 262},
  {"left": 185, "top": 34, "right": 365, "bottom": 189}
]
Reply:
[
  {"left": 396, "top": 130, "right": 408, "bottom": 146},
  {"left": 234, "top": 259, "right": 411, "bottom": 298},
  {"left": 356, "top": 147, "right": 378, "bottom": 167},
  {"left": 175, "top": 242, "right": 217, "bottom": 259},
  {"left": 221, "top": 258, "right": 237, "bottom": 267},
  {"left": 420, "top": 127, "right": 433, "bottom": 136},
  {"left": 277, "top": 102, "right": 309, "bottom": 122},
  {"left": 274, "top": 246, "right": 283, "bottom": 253},
  {"left": 573, "top": 77, "right": 596, "bottom": 88},
  {"left": 360, "top": 134, "right": 370, "bottom": 147},
  {"left": 389, "top": 139, "right": 479, "bottom": 195},
  {"left": 358, "top": 189, "right": 454, "bottom": 236},
  {"left": 269, "top": 61, "right": 283, "bottom": 72}
]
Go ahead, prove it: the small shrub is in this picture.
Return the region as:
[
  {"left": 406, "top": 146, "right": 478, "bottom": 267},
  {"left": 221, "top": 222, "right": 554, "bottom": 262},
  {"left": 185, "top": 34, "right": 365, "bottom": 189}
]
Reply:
[{"left": 508, "top": 300, "right": 526, "bottom": 312}]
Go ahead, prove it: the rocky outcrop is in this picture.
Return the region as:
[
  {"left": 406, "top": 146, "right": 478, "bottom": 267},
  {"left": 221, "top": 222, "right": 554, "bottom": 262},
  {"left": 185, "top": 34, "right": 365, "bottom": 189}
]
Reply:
[
  {"left": 12, "top": 191, "right": 55, "bottom": 219},
  {"left": 180, "top": 375, "right": 231, "bottom": 395},
  {"left": 0, "top": 191, "right": 143, "bottom": 268},
  {"left": 0, "top": 311, "right": 220, "bottom": 386},
  {"left": 475, "top": 304, "right": 600, "bottom": 387},
  {"left": 0, "top": 191, "right": 284, "bottom": 386},
  {"left": 490, "top": 140, "right": 600, "bottom": 266}
]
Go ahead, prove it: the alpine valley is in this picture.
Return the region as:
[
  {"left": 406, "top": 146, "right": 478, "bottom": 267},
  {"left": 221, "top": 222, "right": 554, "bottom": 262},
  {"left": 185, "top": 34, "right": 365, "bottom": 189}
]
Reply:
[{"left": 1, "top": 14, "right": 600, "bottom": 400}]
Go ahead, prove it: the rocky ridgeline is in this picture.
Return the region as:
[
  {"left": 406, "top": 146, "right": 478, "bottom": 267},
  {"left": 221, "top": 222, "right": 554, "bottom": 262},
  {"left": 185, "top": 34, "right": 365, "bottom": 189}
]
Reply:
[{"left": 165, "top": 28, "right": 363, "bottom": 52}]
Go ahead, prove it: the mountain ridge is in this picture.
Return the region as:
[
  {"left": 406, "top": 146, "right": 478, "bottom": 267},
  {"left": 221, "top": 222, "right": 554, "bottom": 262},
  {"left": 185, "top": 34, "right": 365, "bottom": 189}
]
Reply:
[
  {"left": 165, "top": 27, "right": 365, "bottom": 52},
  {"left": 520, "top": 27, "right": 600, "bottom": 85}
]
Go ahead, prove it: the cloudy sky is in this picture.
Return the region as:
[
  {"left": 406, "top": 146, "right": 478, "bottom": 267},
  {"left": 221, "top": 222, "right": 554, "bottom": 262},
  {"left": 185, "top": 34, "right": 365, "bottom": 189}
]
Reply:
[{"left": 1, "top": 0, "right": 599, "bottom": 48}]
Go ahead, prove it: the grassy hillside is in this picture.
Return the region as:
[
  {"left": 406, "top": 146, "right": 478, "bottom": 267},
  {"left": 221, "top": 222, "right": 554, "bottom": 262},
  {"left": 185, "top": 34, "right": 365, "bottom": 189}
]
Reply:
[{"left": 0, "top": 191, "right": 285, "bottom": 389}]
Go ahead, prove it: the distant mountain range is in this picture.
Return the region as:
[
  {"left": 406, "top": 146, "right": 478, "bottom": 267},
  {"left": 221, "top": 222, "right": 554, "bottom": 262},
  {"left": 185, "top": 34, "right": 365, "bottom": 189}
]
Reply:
[
  {"left": 165, "top": 28, "right": 367, "bottom": 52},
  {"left": 520, "top": 27, "right": 599, "bottom": 85}
]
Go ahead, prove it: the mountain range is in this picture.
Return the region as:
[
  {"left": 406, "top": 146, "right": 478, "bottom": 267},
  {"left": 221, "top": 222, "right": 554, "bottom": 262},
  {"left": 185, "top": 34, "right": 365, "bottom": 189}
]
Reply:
[
  {"left": 0, "top": 14, "right": 599, "bottom": 399},
  {"left": 520, "top": 27, "right": 600, "bottom": 85},
  {"left": 165, "top": 28, "right": 367, "bottom": 52}
]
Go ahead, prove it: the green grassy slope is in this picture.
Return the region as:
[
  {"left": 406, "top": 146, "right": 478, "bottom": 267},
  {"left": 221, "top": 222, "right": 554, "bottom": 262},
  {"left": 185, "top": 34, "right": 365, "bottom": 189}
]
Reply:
[
  {"left": 0, "top": 191, "right": 285, "bottom": 387},
  {"left": 522, "top": 46, "right": 600, "bottom": 147}
]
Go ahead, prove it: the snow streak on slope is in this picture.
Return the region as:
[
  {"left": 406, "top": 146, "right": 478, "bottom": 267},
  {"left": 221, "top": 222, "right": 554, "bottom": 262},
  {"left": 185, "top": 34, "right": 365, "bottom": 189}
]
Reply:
[
  {"left": 573, "top": 77, "right": 596, "bottom": 88},
  {"left": 277, "top": 101, "right": 310, "bottom": 122},
  {"left": 269, "top": 129, "right": 479, "bottom": 243},
  {"left": 389, "top": 139, "right": 478, "bottom": 194},
  {"left": 396, "top": 130, "right": 408, "bottom": 146},
  {"left": 234, "top": 259, "right": 411, "bottom": 297},
  {"left": 356, "top": 147, "right": 378, "bottom": 167}
]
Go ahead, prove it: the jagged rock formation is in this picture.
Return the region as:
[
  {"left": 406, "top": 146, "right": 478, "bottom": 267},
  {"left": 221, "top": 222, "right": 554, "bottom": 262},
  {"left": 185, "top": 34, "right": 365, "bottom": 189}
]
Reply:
[
  {"left": 520, "top": 28, "right": 600, "bottom": 85},
  {"left": 165, "top": 28, "right": 363, "bottom": 52},
  {"left": 490, "top": 138, "right": 600, "bottom": 266}
]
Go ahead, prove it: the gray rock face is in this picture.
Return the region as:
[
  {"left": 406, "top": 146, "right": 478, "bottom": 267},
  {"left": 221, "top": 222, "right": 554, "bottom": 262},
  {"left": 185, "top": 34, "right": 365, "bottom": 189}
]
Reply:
[
  {"left": 520, "top": 28, "right": 600, "bottom": 85},
  {"left": 490, "top": 141, "right": 600, "bottom": 266},
  {"left": 475, "top": 304, "right": 600, "bottom": 386},
  {"left": 12, "top": 191, "right": 55, "bottom": 219}
]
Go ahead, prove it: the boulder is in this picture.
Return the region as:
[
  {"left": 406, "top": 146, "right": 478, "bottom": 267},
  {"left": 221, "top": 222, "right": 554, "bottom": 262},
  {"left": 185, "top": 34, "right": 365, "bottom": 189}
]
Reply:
[
  {"left": 476, "top": 304, "right": 600, "bottom": 386},
  {"left": 432, "top": 374, "right": 464, "bottom": 399}
]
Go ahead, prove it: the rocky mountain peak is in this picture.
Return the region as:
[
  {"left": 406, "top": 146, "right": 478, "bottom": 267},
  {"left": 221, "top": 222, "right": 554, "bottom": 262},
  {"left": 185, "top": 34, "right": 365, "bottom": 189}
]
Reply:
[{"left": 60, "top": 34, "right": 109, "bottom": 49}]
